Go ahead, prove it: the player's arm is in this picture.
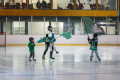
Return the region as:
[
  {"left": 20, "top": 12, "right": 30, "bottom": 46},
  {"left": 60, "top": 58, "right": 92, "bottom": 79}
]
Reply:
[
  {"left": 87, "top": 36, "right": 92, "bottom": 44},
  {"left": 29, "top": 42, "right": 35, "bottom": 48},
  {"left": 33, "top": 42, "right": 35, "bottom": 47},
  {"left": 31, "top": 42, "right": 35, "bottom": 47},
  {"left": 46, "top": 33, "right": 49, "bottom": 42},
  {"left": 28, "top": 43, "right": 32, "bottom": 48}
]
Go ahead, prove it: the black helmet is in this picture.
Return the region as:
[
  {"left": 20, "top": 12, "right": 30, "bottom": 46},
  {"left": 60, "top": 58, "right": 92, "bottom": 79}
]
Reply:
[
  {"left": 93, "top": 33, "right": 98, "bottom": 38},
  {"left": 48, "top": 26, "right": 52, "bottom": 31},
  {"left": 29, "top": 37, "right": 34, "bottom": 41}
]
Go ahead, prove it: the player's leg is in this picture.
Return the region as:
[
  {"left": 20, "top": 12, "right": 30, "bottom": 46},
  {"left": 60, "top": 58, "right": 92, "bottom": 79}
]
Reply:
[
  {"left": 50, "top": 43, "right": 55, "bottom": 59},
  {"left": 42, "top": 43, "right": 49, "bottom": 59},
  {"left": 32, "top": 52, "right": 36, "bottom": 61},
  {"left": 90, "top": 50, "right": 94, "bottom": 61},
  {"left": 52, "top": 43, "right": 59, "bottom": 54},
  {"left": 29, "top": 52, "right": 33, "bottom": 61},
  {"left": 95, "top": 51, "right": 101, "bottom": 62}
]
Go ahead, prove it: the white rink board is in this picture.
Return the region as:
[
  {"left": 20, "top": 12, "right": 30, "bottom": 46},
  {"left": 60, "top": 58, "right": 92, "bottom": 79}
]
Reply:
[
  {"left": 0, "top": 35, "right": 5, "bottom": 45},
  {"left": 6, "top": 35, "right": 120, "bottom": 44}
]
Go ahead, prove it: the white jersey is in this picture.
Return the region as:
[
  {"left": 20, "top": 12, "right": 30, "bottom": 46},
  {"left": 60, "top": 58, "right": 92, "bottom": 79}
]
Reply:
[
  {"left": 46, "top": 31, "right": 54, "bottom": 42},
  {"left": 47, "top": 31, "right": 54, "bottom": 38},
  {"left": 47, "top": 31, "right": 53, "bottom": 38}
]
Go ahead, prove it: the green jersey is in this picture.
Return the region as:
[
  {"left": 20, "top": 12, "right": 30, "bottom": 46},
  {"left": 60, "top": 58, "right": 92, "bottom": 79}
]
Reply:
[
  {"left": 28, "top": 42, "right": 35, "bottom": 53},
  {"left": 88, "top": 38, "right": 98, "bottom": 51}
]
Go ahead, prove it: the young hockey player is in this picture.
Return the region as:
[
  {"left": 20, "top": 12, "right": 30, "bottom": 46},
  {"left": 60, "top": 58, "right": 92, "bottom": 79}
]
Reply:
[
  {"left": 42, "top": 26, "right": 59, "bottom": 60},
  {"left": 88, "top": 33, "right": 101, "bottom": 62},
  {"left": 28, "top": 37, "right": 36, "bottom": 61}
]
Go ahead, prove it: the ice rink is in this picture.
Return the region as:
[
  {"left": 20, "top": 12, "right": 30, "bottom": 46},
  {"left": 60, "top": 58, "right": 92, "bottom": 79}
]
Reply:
[{"left": 0, "top": 46, "right": 120, "bottom": 80}]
